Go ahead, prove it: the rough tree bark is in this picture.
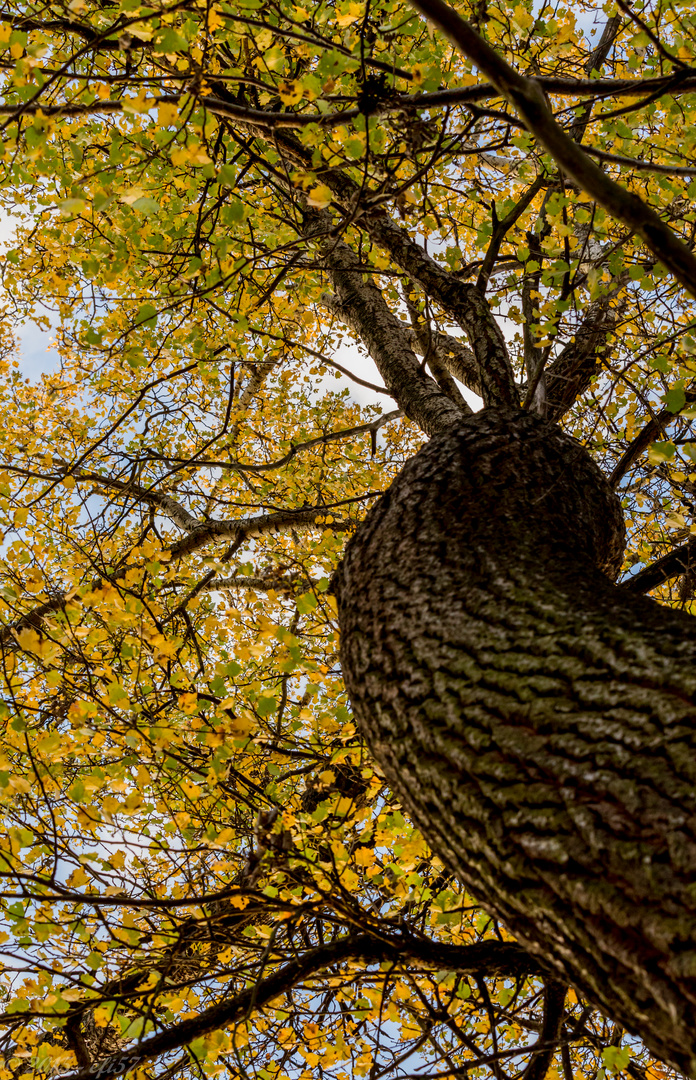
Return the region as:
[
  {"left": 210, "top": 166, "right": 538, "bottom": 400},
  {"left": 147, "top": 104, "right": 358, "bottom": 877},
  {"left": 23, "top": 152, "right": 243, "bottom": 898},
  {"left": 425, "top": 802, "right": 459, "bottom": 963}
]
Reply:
[{"left": 334, "top": 408, "right": 696, "bottom": 1076}]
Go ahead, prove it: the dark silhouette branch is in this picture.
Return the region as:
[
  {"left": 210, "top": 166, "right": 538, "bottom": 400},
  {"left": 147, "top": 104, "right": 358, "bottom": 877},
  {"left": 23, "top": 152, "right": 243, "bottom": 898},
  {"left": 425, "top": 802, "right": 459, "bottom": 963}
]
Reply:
[
  {"left": 9, "top": 75, "right": 696, "bottom": 131},
  {"left": 476, "top": 175, "right": 546, "bottom": 293},
  {"left": 622, "top": 537, "right": 696, "bottom": 594},
  {"left": 54, "top": 936, "right": 544, "bottom": 1080},
  {"left": 521, "top": 982, "right": 568, "bottom": 1080},
  {"left": 610, "top": 385, "right": 696, "bottom": 487}
]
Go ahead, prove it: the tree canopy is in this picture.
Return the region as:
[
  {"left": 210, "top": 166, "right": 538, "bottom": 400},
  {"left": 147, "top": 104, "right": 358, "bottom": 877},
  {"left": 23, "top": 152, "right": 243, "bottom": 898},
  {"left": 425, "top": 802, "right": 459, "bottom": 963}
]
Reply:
[{"left": 0, "top": 2, "right": 695, "bottom": 1080}]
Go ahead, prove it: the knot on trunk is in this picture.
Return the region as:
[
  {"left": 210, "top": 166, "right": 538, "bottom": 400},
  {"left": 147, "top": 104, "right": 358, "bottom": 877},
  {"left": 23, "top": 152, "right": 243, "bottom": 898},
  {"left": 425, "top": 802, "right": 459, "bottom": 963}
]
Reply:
[{"left": 334, "top": 409, "right": 625, "bottom": 604}]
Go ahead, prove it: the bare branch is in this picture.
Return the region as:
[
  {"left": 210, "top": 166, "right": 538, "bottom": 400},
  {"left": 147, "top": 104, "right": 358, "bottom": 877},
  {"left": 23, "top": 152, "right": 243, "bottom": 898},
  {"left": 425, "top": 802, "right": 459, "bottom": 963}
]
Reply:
[
  {"left": 477, "top": 175, "right": 546, "bottom": 293},
  {"left": 582, "top": 145, "right": 696, "bottom": 178},
  {"left": 231, "top": 411, "right": 403, "bottom": 473}
]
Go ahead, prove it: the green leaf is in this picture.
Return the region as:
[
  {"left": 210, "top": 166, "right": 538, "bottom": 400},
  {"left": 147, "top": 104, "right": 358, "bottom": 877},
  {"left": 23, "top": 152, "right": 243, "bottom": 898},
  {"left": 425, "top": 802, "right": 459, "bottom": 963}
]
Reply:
[
  {"left": 59, "top": 198, "right": 86, "bottom": 217},
  {"left": 107, "top": 682, "right": 129, "bottom": 707},
  {"left": 227, "top": 199, "right": 245, "bottom": 221},
  {"left": 218, "top": 164, "right": 237, "bottom": 187},
  {"left": 602, "top": 1046, "right": 631, "bottom": 1075},
  {"left": 664, "top": 385, "right": 686, "bottom": 413},
  {"left": 648, "top": 440, "right": 676, "bottom": 464},
  {"left": 136, "top": 303, "right": 158, "bottom": 327},
  {"left": 7, "top": 998, "right": 30, "bottom": 1014},
  {"left": 132, "top": 196, "right": 159, "bottom": 215},
  {"left": 189, "top": 1037, "right": 209, "bottom": 1060},
  {"left": 257, "top": 696, "right": 278, "bottom": 717},
  {"left": 297, "top": 591, "right": 317, "bottom": 614},
  {"left": 155, "top": 28, "right": 189, "bottom": 52}
]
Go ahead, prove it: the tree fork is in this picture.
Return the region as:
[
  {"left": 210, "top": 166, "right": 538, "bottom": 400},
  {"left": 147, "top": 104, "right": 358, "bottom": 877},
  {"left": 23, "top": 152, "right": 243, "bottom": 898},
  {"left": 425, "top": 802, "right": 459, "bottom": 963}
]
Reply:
[{"left": 334, "top": 408, "right": 696, "bottom": 1076}]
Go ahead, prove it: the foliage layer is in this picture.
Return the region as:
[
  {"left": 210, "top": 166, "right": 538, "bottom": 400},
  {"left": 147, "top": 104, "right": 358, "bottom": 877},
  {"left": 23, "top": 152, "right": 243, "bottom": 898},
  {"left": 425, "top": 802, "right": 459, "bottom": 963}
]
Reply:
[{"left": 0, "top": 2, "right": 695, "bottom": 1080}]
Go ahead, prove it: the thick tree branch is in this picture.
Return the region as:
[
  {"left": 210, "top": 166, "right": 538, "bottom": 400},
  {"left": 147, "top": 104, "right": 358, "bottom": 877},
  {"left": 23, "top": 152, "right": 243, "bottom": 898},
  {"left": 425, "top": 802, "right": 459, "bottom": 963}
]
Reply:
[
  {"left": 401, "top": 282, "right": 473, "bottom": 412},
  {"left": 54, "top": 936, "right": 544, "bottom": 1080},
  {"left": 545, "top": 291, "right": 624, "bottom": 422},
  {"left": 408, "top": 0, "right": 696, "bottom": 301},
  {"left": 622, "top": 537, "right": 696, "bottom": 594},
  {"left": 329, "top": 204, "right": 517, "bottom": 408},
  {"left": 164, "top": 506, "right": 352, "bottom": 561},
  {"left": 322, "top": 291, "right": 481, "bottom": 398},
  {"left": 266, "top": 129, "right": 518, "bottom": 407},
  {"left": 55, "top": 467, "right": 200, "bottom": 531},
  {"left": 0, "top": 505, "right": 349, "bottom": 646},
  {"left": 207, "top": 573, "right": 301, "bottom": 595},
  {"left": 308, "top": 217, "right": 465, "bottom": 435},
  {"left": 521, "top": 982, "right": 568, "bottom": 1080},
  {"left": 568, "top": 16, "right": 622, "bottom": 143}
]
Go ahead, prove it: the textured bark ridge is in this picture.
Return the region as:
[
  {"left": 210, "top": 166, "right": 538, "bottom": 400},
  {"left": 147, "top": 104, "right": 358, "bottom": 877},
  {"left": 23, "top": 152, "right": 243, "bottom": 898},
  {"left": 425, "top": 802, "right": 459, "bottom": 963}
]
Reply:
[{"left": 334, "top": 408, "right": 696, "bottom": 1076}]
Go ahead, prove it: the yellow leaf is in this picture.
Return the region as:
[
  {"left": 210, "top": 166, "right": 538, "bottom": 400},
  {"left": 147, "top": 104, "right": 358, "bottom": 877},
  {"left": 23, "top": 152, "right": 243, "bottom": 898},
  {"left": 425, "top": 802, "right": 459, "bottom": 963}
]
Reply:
[
  {"left": 513, "top": 5, "right": 534, "bottom": 29},
  {"left": 354, "top": 847, "right": 374, "bottom": 867},
  {"left": 123, "top": 92, "right": 154, "bottom": 115},
  {"left": 278, "top": 80, "right": 303, "bottom": 105},
  {"left": 336, "top": 2, "right": 362, "bottom": 27},
  {"left": 158, "top": 100, "right": 179, "bottom": 126},
  {"left": 227, "top": 712, "right": 254, "bottom": 737},
  {"left": 67, "top": 866, "right": 89, "bottom": 889},
  {"left": 307, "top": 184, "right": 332, "bottom": 209},
  {"left": 120, "top": 186, "right": 147, "bottom": 205},
  {"left": 15, "top": 628, "right": 41, "bottom": 652}
]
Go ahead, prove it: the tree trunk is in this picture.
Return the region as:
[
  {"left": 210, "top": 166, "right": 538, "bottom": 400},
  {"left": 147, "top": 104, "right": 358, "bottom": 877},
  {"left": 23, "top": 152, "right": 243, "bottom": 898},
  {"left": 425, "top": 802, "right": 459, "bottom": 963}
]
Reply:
[{"left": 334, "top": 408, "right": 696, "bottom": 1077}]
